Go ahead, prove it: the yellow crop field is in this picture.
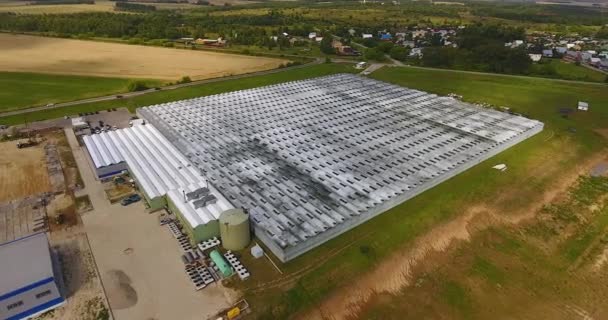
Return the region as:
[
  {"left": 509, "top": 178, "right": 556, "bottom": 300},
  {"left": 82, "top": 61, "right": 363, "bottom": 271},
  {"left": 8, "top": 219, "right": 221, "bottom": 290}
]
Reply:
[{"left": 0, "top": 34, "right": 289, "bottom": 81}]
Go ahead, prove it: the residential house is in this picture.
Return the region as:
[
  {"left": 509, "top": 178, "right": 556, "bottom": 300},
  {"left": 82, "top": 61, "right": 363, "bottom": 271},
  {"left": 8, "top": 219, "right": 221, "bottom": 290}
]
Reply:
[
  {"left": 402, "top": 41, "right": 416, "bottom": 48},
  {"left": 542, "top": 49, "right": 554, "bottom": 57},
  {"left": 409, "top": 47, "right": 423, "bottom": 57},
  {"left": 412, "top": 30, "right": 427, "bottom": 38},
  {"left": 380, "top": 33, "right": 392, "bottom": 41},
  {"left": 528, "top": 54, "right": 542, "bottom": 62}
]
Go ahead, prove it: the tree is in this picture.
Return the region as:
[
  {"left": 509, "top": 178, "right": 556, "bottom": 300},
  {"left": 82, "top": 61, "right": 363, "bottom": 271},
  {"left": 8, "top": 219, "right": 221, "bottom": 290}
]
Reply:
[
  {"left": 127, "top": 80, "right": 149, "bottom": 92},
  {"left": 389, "top": 46, "right": 410, "bottom": 61},
  {"left": 376, "top": 41, "right": 394, "bottom": 53},
  {"left": 177, "top": 76, "right": 191, "bottom": 84},
  {"left": 364, "top": 48, "right": 386, "bottom": 62},
  {"left": 598, "top": 27, "right": 608, "bottom": 40},
  {"left": 361, "top": 37, "right": 378, "bottom": 48},
  {"left": 319, "top": 36, "right": 335, "bottom": 55}
]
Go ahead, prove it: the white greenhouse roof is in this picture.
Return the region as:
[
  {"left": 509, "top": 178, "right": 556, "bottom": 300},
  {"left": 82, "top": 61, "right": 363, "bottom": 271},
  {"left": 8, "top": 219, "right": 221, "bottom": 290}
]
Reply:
[
  {"left": 167, "top": 182, "right": 233, "bottom": 226},
  {"left": 136, "top": 73, "right": 544, "bottom": 261},
  {"left": 83, "top": 124, "right": 233, "bottom": 227}
]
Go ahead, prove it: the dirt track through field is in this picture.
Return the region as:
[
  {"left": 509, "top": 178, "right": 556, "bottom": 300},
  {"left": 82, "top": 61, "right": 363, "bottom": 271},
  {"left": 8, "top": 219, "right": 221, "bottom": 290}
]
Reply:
[
  {"left": 301, "top": 149, "right": 608, "bottom": 320},
  {"left": 0, "top": 34, "right": 288, "bottom": 80}
]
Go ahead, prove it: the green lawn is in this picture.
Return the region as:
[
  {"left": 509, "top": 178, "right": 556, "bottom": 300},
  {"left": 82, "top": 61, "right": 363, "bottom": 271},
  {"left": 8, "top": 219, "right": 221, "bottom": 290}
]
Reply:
[
  {"left": 0, "top": 72, "right": 162, "bottom": 112},
  {"left": 530, "top": 59, "right": 607, "bottom": 83},
  {"left": 0, "top": 63, "right": 356, "bottom": 125},
  {"left": 237, "top": 66, "right": 608, "bottom": 319}
]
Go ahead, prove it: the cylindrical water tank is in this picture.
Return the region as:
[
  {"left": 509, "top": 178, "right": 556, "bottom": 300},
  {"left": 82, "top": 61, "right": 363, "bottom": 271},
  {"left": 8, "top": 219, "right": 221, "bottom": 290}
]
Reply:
[{"left": 219, "top": 208, "right": 250, "bottom": 251}]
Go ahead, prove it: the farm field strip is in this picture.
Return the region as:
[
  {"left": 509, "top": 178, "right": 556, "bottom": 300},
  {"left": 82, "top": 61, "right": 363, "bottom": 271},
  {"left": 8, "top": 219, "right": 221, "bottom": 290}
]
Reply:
[{"left": 0, "top": 33, "right": 288, "bottom": 81}]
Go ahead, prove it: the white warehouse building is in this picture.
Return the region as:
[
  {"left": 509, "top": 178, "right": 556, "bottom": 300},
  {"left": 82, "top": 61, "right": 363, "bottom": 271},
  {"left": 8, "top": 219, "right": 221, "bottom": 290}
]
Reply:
[
  {"left": 83, "top": 124, "right": 236, "bottom": 243},
  {"left": 0, "top": 233, "right": 65, "bottom": 320}
]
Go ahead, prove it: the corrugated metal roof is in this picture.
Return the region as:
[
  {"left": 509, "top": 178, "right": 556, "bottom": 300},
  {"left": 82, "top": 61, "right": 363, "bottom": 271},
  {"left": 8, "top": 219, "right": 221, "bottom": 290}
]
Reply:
[
  {"left": 167, "top": 182, "right": 233, "bottom": 226},
  {"left": 83, "top": 124, "right": 233, "bottom": 228},
  {"left": 0, "top": 233, "right": 54, "bottom": 297}
]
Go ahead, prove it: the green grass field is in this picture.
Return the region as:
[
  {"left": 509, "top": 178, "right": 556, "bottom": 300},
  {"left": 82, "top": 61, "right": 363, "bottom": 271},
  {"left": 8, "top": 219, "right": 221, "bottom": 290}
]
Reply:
[
  {"left": 0, "top": 63, "right": 356, "bottom": 125},
  {"left": 229, "top": 66, "right": 608, "bottom": 319},
  {"left": 0, "top": 72, "right": 162, "bottom": 112},
  {"left": 530, "top": 59, "right": 607, "bottom": 83}
]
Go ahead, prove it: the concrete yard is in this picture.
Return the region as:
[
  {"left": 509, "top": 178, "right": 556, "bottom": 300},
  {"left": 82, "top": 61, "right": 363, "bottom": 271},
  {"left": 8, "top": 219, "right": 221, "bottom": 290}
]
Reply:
[{"left": 65, "top": 128, "right": 234, "bottom": 320}]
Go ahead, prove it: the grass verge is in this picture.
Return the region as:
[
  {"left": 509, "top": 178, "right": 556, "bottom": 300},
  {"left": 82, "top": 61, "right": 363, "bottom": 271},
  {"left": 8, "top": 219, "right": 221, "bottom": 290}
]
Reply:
[
  {"left": 0, "top": 63, "right": 355, "bottom": 126},
  {"left": 0, "top": 72, "right": 162, "bottom": 112},
  {"left": 235, "top": 66, "right": 608, "bottom": 319}
]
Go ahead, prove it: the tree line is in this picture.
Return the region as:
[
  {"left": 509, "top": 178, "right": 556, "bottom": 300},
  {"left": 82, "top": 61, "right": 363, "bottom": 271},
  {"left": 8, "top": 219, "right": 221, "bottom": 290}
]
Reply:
[{"left": 420, "top": 24, "right": 531, "bottom": 75}]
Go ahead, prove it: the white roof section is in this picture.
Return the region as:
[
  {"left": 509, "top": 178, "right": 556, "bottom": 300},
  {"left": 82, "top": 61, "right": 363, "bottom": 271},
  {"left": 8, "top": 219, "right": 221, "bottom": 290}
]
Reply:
[
  {"left": 83, "top": 124, "right": 233, "bottom": 228},
  {"left": 0, "top": 233, "right": 53, "bottom": 296},
  {"left": 83, "top": 132, "right": 124, "bottom": 168},
  {"left": 167, "top": 182, "right": 234, "bottom": 226},
  {"left": 71, "top": 117, "right": 87, "bottom": 128}
]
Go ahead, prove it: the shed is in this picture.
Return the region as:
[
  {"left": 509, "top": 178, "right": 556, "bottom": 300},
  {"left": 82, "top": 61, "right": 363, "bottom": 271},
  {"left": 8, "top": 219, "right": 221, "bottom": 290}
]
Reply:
[
  {"left": 71, "top": 117, "right": 88, "bottom": 129},
  {"left": 578, "top": 101, "right": 589, "bottom": 111},
  {"left": 210, "top": 250, "right": 232, "bottom": 277},
  {"left": 528, "top": 54, "right": 542, "bottom": 62}
]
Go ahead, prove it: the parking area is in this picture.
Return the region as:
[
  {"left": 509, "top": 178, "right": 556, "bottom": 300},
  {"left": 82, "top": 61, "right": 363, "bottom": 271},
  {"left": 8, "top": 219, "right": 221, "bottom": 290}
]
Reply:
[
  {"left": 65, "top": 128, "right": 235, "bottom": 320},
  {"left": 77, "top": 108, "right": 133, "bottom": 130}
]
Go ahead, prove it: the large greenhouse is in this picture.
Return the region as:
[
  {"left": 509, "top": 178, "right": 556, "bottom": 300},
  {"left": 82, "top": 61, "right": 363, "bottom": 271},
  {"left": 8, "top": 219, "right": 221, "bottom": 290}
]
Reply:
[{"left": 85, "top": 74, "right": 543, "bottom": 262}]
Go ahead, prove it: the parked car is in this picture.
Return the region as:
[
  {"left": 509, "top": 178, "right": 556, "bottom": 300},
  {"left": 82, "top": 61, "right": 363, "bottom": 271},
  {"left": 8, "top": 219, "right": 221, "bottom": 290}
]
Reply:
[{"left": 121, "top": 194, "right": 141, "bottom": 206}]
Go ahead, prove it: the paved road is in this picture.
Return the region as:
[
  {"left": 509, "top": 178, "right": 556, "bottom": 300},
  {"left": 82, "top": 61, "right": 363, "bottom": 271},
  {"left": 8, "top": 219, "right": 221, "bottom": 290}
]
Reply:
[{"left": 0, "top": 58, "right": 323, "bottom": 118}]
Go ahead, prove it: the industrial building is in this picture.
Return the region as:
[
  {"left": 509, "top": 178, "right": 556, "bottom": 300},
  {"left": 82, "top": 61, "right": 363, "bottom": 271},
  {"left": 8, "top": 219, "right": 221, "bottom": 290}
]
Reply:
[
  {"left": 83, "top": 124, "right": 236, "bottom": 243},
  {"left": 0, "top": 233, "right": 65, "bottom": 320},
  {"left": 134, "top": 73, "right": 543, "bottom": 261},
  {"left": 84, "top": 74, "right": 542, "bottom": 262}
]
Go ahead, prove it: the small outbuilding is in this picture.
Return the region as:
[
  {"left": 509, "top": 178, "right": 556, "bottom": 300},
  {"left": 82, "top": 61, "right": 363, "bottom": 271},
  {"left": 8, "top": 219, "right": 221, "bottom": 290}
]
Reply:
[
  {"left": 578, "top": 101, "right": 589, "bottom": 111},
  {"left": 71, "top": 117, "right": 88, "bottom": 130}
]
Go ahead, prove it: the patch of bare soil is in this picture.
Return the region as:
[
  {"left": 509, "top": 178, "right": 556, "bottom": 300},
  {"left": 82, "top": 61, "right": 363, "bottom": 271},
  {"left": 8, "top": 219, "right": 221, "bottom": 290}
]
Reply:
[
  {"left": 39, "top": 227, "right": 109, "bottom": 320},
  {"left": 104, "top": 270, "right": 138, "bottom": 309},
  {"left": 0, "top": 140, "right": 51, "bottom": 202},
  {"left": 302, "top": 151, "right": 608, "bottom": 320},
  {"left": 595, "top": 129, "right": 608, "bottom": 141}
]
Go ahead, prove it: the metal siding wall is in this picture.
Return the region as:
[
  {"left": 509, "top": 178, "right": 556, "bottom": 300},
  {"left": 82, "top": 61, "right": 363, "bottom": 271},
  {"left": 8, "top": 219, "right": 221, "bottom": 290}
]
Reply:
[{"left": 0, "top": 280, "right": 62, "bottom": 320}]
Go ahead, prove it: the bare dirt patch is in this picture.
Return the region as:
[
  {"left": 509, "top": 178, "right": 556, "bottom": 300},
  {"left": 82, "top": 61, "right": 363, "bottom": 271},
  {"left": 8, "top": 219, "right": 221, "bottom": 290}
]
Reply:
[
  {"left": 41, "top": 228, "right": 110, "bottom": 320},
  {"left": 0, "top": 34, "right": 289, "bottom": 81},
  {"left": 0, "top": 140, "right": 51, "bottom": 202},
  {"left": 104, "top": 269, "right": 138, "bottom": 309}
]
